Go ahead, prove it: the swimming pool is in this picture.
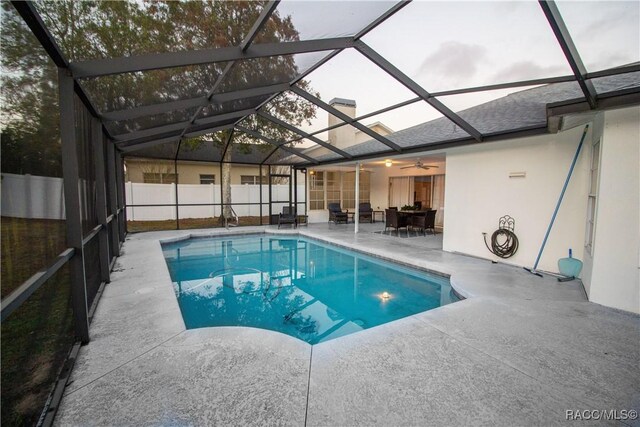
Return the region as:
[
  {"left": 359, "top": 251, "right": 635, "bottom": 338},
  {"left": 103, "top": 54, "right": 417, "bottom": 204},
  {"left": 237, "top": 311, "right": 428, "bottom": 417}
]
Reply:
[{"left": 162, "top": 234, "right": 458, "bottom": 344}]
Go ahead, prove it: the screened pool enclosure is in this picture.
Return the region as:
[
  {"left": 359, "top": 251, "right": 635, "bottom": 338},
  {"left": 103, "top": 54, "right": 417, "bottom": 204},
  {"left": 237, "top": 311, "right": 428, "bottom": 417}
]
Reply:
[{"left": 1, "top": 0, "right": 639, "bottom": 425}]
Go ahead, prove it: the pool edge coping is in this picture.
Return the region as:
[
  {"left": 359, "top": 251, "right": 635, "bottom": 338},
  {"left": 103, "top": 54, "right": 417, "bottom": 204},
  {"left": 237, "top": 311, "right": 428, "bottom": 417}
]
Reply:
[{"left": 159, "top": 230, "right": 454, "bottom": 280}]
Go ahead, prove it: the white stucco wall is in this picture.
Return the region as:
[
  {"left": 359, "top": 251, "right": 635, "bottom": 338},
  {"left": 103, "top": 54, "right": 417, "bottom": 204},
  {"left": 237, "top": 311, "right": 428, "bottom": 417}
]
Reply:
[
  {"left": 583, "top": 106, "right": 640, "bottom": 314},
  {"left": 442, "top": 125, "right": 592, "bottom": 273}
]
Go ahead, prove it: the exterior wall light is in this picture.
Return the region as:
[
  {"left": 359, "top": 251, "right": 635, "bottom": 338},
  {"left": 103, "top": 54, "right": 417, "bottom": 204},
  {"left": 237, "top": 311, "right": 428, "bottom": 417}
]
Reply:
[{"left": 385, "top": 160, "right": 393, "bottom": 167}]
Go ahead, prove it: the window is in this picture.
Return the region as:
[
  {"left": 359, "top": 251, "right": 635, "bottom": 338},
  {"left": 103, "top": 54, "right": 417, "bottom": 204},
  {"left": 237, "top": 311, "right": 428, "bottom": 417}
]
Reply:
[
  {"left": 240, "top": 175, "right": 265, "bottom": 185},
  {"left": 343, "top": 172, "right": 355, "bottom": 209},
  {"left": 143, "top": 173, "right": 177, "bottom": 184},
  {"left": 342, "top": 171, "right": 371, "bottom": 209},
  {"left": 308, "top": 170, "right": 370, "bottom": 210},
  {"left": 309, "top": 171, "right": 324, "bottom": 210},
  {"left": 359, "top": 171, "right": 371, "bottom": 205},
  {"left": 326, "top": 172, "right": 341, "bottom": 206},
  {"left": 200, "top": 174, "right": 215, "bottom": 184},
  {"left": 585, "top": 140, "right": 600, "bottom": 254}
]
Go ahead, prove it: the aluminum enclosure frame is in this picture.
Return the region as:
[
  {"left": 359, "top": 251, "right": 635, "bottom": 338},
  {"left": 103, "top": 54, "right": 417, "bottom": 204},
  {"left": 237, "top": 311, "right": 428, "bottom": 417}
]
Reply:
[
  {"left": 4, "top": 0, "right": 640, "bottom": 336},
  {"left": 3, "top": 1, "right": 639, "bottom": 424}
]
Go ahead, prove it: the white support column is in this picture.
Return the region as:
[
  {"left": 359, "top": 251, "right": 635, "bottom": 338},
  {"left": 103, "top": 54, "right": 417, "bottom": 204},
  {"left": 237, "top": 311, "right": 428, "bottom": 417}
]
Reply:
[{"left": 355, "top": 161, "right": 360, "bottom": 234}]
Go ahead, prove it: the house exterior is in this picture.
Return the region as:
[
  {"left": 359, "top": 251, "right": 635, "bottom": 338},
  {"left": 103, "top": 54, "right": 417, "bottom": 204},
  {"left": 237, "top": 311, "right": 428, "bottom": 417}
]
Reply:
[
  {"left": 124, "top": 98, "right": 393, "bottom": 187},
  {"left": 125, "top": 158, "right": 267, "bottom": 185},
  {"left": 442, "top": 105, "right": 639, "bottom": 314},
  {"left": 302, "top": 98, "right": 449, "bottom": 224},
  {"left": 302, "top": 76, "right": 639, "bottom": 315},
  {"left": 123, "top": 81, "right": 639, "bottom": 315}
]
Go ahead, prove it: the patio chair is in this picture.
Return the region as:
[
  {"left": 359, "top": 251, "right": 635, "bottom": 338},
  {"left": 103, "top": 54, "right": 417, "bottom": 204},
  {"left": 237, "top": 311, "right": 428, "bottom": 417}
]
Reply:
[
  {"left": 385, "top": 208, "right": 408, "bottom": 234},
  {"left": 278, "top": 206, "right": 297, "bottom": 229},
  {"left": 328, "top": 203, "right": 348, "bottom": 224},
  {"left": 358, "top": 202, "right": 373, "bottom": 223},
  {"left": 409, "top": 211, "right": 428, "bottom": 235},
  {"left": 425, "top": 209, "right": 437, "bottom": 234},
  {"left": 388, "top": 206, "right": 398, "bottom": 211}
]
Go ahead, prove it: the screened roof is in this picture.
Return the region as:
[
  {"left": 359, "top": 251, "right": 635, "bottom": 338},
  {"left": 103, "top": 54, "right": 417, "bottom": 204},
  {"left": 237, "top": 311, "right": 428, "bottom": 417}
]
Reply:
[{"left": 11, "top": 0, "right": 640, "bottom": 166}]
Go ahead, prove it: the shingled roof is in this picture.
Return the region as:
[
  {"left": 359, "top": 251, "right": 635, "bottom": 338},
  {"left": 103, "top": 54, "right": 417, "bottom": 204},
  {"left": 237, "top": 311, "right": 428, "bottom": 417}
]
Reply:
[{"left": 297, "top": 70, "right": 640, "bottom": 164}]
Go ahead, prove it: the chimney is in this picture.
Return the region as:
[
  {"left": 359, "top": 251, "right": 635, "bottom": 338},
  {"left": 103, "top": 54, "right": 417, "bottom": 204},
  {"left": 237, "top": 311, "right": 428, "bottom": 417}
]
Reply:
[{"left": 328, "top": 98, "right": 356, "bottom": 149}]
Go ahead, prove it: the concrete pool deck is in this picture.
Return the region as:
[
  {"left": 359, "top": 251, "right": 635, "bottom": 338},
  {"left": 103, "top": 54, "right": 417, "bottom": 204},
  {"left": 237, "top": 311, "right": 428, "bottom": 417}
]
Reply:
[{"left": 56, "top": 224, "right": 640, "bottom": 426}]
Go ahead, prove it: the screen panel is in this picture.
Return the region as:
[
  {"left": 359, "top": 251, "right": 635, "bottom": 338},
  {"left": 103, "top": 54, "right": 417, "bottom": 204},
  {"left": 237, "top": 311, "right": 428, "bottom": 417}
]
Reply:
[
  {"left": 358, "top": 100, "right": 444, "bottom": 135},
  {"left": 1, "top": 263, "right": 74, "bottom": 425},
  {"left": 591, "top": 72, "right": 640, "bottom": 96},
  {"left": 362, "top": 1, "right": 572, "bottom": 92},
  {"left": 299, "top": 48, "right": 418, "bottom": 117},
  {"left": 79, "top": 63, "right": 226, "bottom": 114},
  {"left": 262, "top": 90, "right": 346, "bottom": 142},
  {"left": 436, "top": 83, "right": 582, "bottom": 135},
  {"left": 1, "top": 2, "right": 68, "bottom": 299},
  {"left": 34, "top": 0, "right": 267, "bottom": 61},
  {"left": 216, "top": 51, "right": 331, "bottom": 94},
  {"left": 105, "top": 107, "right": 198, "bottom": 138},
  {"left": 255, "top": 0, "right": 397, "bottom": 42},
  {"left": 556, "top": 1, "right": 640, "bottom": 73}
]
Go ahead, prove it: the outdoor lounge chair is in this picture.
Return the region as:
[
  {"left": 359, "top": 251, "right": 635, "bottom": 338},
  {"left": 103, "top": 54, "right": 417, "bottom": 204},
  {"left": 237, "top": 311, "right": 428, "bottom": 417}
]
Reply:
[
  {"left": 328, "top": 203, "right": 348, "bottom": 224},
  {"left": 385, "top": 208, "right": 408, "bottom": 234},
  {"left": 278, "top": 206, "right": 297, "bottom": 229},
  {"left": 358, "top": 203, "right": 373, "bottom": 223}
]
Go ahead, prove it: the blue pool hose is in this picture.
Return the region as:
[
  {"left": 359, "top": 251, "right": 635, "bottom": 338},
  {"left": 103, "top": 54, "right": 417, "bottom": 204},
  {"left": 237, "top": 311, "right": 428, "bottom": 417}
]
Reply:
[{"left": 527, "top": 124, "right": 589, "bottom": 275}]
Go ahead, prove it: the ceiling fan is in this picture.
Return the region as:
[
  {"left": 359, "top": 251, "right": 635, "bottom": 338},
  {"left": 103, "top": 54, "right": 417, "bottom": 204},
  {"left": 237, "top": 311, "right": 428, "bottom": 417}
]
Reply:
[{"left": 400, "top": 159, "right": 439, "bottom": 170}]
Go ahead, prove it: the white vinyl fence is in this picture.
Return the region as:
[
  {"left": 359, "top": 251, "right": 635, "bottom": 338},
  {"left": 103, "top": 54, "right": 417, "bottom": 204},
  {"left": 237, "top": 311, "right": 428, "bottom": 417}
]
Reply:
[
  {"left": 125, "top": 182, "right": 306, "bottom": 220},
  {"left": 0, "top": 173, "right": 305, "bottom": 222},
  {"left": 1, "top": 173, "right": 65, "bottom": 219}
]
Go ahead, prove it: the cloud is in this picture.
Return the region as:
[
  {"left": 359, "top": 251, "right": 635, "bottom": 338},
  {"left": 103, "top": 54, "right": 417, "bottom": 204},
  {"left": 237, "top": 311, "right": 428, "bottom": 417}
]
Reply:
[
  {"left": 491, "top": 61, "right": 568, "bottom": 83},
  {"left": 576, "top": 4, "right": 637, "bottom": 38},
  {"left": 589, "top": 51, "right": 637, "bottom": 71},
  {"left": 414, "top": 41, "right": 487, "bottom": 87}
]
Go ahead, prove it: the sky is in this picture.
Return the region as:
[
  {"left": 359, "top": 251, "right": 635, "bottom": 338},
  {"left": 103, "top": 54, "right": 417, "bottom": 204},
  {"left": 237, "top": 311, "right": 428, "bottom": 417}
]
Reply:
[
  {"left": 7, "top": 0, "right": 637, "bottom": 149},
  {"left": 274, "top": 0, "right": 640, "bottom": 140}
]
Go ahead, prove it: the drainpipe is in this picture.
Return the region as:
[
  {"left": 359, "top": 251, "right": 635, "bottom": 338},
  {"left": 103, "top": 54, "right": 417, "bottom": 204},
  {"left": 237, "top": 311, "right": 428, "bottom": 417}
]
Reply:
[{"left": 355, "top": 161, "right": 360, "bottom": 234}]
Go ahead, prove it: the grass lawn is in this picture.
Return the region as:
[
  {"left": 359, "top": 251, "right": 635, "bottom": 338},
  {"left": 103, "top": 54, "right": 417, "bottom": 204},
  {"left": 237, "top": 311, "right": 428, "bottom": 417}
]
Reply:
[
  {"left": 1, "top": 217, "right": 74, "bottom": 426},
  {"left": 1, "top": 214, "right": 273, "bottom": 424},
  {"left": 127, "top": 216, "right": 270, "bottom": 232},
  {"left": 1, "top": 217, "right": 67, "bottom": 299}
]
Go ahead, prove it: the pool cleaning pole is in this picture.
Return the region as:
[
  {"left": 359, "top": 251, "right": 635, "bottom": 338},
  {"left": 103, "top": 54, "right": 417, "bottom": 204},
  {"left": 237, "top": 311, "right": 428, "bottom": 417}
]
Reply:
[
  {"left": 526, "top": 124, "right": 589, "bottom": 276},
  {"left": 355, "top": 161, "right": 360, "bottom": 234}
]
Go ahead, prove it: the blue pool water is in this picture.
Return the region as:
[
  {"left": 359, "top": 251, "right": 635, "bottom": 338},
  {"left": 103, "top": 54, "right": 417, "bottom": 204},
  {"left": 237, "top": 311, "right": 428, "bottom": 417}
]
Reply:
[{"left": 162, "top": 235, "right": 458, "bottom": 344}]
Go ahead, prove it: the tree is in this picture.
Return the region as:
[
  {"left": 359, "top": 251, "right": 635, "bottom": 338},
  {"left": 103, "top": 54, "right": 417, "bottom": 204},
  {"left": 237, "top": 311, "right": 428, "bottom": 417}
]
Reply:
[
  {"left": 2, "top": 1, "right": 317, "bottom": 223},
  {"left": 1, "top": 3, "right": 63, "bottom": 177},
  {"left": 1, "top": 3, "right": 319, "bottom": 422}
]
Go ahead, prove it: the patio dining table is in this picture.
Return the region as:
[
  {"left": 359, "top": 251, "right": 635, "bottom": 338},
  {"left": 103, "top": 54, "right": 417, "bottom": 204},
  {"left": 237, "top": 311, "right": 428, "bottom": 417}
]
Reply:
[
  {"left": 398, "top": 210, "right": 429, "bottom": 229},
  {"left": 398, "top": 210, "right": 429, "bottom": 217}
]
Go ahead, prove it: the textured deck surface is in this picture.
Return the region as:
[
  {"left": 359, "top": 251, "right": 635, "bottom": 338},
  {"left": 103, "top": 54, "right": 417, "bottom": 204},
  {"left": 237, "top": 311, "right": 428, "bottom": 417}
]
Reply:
[{"left": 56, "top": 224, "right": 640, "bottom": 426}]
